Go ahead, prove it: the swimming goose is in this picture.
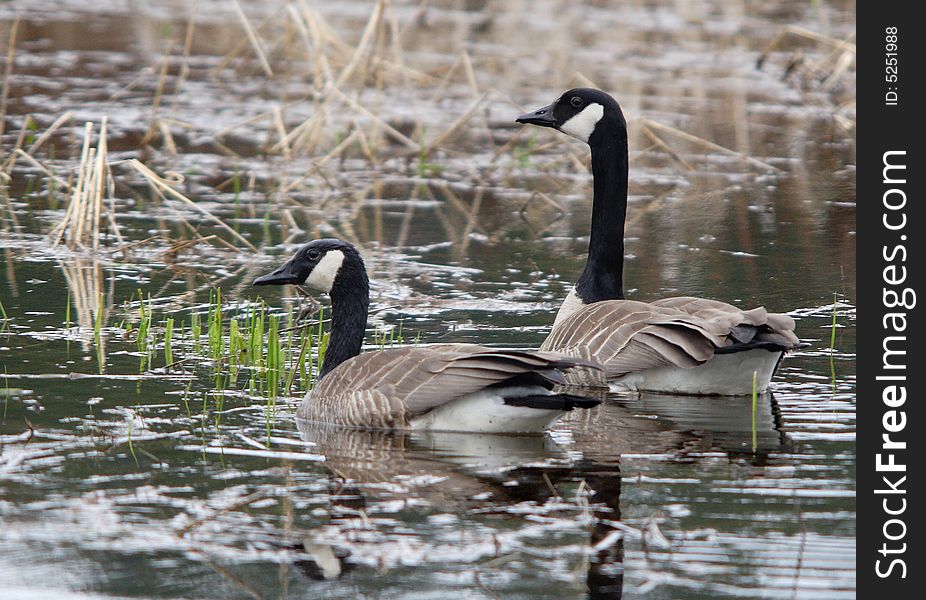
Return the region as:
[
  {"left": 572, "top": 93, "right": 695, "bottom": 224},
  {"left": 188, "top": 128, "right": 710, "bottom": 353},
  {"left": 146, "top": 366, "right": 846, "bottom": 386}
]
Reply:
[
  {"left": 516, "top": 89, "right": 802, "bottom": 395},
  {"left": 253, "top": 238, "right": 601, "bottom": 431}
]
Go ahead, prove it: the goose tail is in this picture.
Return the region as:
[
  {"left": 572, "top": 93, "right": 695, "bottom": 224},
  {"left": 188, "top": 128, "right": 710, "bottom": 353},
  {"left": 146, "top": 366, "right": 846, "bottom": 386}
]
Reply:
[{"left": 504, "top": 393, "right": 601, "bottom": 412}]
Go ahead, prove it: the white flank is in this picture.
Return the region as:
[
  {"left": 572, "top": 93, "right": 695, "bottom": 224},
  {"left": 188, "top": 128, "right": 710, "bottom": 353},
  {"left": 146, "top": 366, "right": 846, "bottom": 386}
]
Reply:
[
  {"left": 551, "top": 287, "right": 587, "bottom": 329},
  {"left": 305, "top": 249, "right": 345, "bottom": 292},
  {"left": 612, "top": 349, "right": 783, "bottom": 396},
  {"left": 409, "top": 386, "right": 565, "bottom": 433},
  {"left": 560, "top": 103, "right": 605, "bottom": 142}
]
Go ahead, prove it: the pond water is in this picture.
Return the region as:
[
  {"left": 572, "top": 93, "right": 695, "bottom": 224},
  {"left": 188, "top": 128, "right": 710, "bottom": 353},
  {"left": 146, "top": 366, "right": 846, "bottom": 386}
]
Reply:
[{"left": 1, "top": 1, "right": 855, "bottom": 598}]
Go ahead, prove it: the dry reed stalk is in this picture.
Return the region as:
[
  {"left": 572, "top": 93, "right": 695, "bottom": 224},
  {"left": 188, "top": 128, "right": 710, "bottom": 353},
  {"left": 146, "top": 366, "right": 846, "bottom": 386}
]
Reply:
[
  {"left": 296, "top": 0, "right": 353, "bottom": 56},
  {"left": 440, "top": 183, "right": 487, "bottom": 237},
  {"left": 460, "top": 49, "right": 480, "bottom": 96},
  {"left": 459, "top": 49, "right": 495, "bottom": 147},
  {"left": 328, "top": 86, "right": 420, "bottom": 151},
  {"left": 211, "top": 4, "right": 286, "bottom": 77},
  {"left": 490, "top": 126, "right": 527, "bottom": 162},
  {"left": 431, "top": 203, "right": 459, "bottom": 247},
  {"left": 333, "top": 0, "right": 385, "bottom": 88},
  {"left": 316, "top": 129, "right": 360, "bottom": 167},
  {"left": 757, "top": 25, "right": 855, "bottom": 77},
  {"left": 289, "top": 2, "right": 334, "bottom": 87},
  {"left": 160, "top": 235, "right": 218, "bottom": 259},
  {"left": 782, "top": 25, "right": 856, "bottom": 53},
  {"left": 282, "top": 109, "right": 326, "bottom": 156},
  {"left": 232, "top": 0, "right": 274, "bottom": 77},
  {"left": 385, "top": 0, "right": 404, "bottom": 72},
  {"left": 639, "top": 125, "right": 694, "bottom": 171},
  {"left": 821, "top": 37, "right": 856, "bottom": 90},
  {"left": 280, "top": 209, "right": 303, "bottom": 244},
  {"left": 49, "top": 119, "right": 114, "bottom": 250},
  {"left": 517, "top": 191, "right": 567, "bottom": 239},
  {"left": 128, "top": 159, "right": 258, "bottom": 253},
  {"left": 637, "top": 117, "right": 779, "bottom": 172},
  {"left": 272, "top": 105, "right": 292, "bottom": 159},
  {"left": 152, "top": 12, "right": 195, "bottom": 123},
  {"left": 140, "top": 43, "right": 175, "bottom": 147},
  {"left": 458, "top": 188, "right": 483, "bottom": 255},
  {"left": 421, "top": 90, "right": 490, "bottom": 156},
  {"left": 175, "top": 218, "right": 241, "bottom": 253},
  {"left": 157, "top": 120, "right": 178, "bottom": 155},
  {"left": 624, "top": 186, "right": 682, "bottom": 230},
  {"left": 1, "top": 118, "right": 30, "bottom": 182},
  {"left": 353, "top": 124, "right": 377, "bottom": 163},
  {"left": 395, "top": 199, "right": 415, "bottom": 249},
  {"left": 427, "top": 53, "right": 463, "bottom": 104},
  {"left": 208, "top": 138, "right": 242, "bottom": 159},
  {"left": 213, "top": 97, "right": 308, "bottom": 141},
  {"left": 25, "top": 111, "right": 74, "bottom": 156},
  {"left": 0, "top": 17, "right": 20, "bottom": 139},
  {"left": 521, "top": 191, "right": 565, "bottom": 217}
]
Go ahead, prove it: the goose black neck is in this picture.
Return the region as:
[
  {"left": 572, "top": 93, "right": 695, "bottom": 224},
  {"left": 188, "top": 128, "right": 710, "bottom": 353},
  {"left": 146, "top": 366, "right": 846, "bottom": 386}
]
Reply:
[
  {"left": 319, "top": 258, "right": 370, "bottom": 379},
  {"left": 575, "top": 118, "right": 628, "bottom": 303}
]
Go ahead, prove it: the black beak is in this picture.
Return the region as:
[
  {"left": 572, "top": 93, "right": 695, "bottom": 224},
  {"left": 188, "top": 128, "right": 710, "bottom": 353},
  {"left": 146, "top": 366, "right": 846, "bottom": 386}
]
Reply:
[
  {"left": 253, "top": 259, "right": 301, "bottom": 286},
  {"left": 516, "top": 102, "right": 558, "bottom": 128}
]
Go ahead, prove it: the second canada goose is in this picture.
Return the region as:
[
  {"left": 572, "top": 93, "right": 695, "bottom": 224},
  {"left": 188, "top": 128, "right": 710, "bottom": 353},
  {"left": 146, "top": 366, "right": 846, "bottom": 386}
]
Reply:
[
  {"left": 516, "top": 89, "right": 802, "bottom": 395},
  {"left": 253, "top": 239, "right": 601, "bottom": 432}
]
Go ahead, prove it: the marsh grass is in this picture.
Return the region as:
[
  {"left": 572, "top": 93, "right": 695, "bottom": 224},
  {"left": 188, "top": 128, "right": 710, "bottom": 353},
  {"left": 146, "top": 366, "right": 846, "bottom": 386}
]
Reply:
[
  {"left": 372, "top": 318, "right": 405, "bottom": 350},
  {"left": 82, "top": 289, "right": 336, "bottom": 434},
  {"left": 6, "top": 0, "right": 850, "bottom": 274},
  {"left": 64, "top": 291, "right": 71, "bottom": 331},
  {"left": 164, "top": 317, "right": 174, "bottom": 367},
  {"left": 135, "top": 290, "right": 151, "bottom": 355}
]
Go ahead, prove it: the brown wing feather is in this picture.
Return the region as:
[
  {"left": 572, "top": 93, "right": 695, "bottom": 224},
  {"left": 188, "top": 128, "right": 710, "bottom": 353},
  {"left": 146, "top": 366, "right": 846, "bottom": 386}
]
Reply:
[
  {"left": 541, "top": 297, "right": 801, "bottom": 386},
  {"left": 299, "top": 344, "right": 597, "bottom": 428}
]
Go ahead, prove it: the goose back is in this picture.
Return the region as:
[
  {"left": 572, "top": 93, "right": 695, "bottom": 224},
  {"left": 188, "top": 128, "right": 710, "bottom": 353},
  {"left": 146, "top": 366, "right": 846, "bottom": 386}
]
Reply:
[
  {"left": 541, "top": 297, "right": 801, "bottom": 389},
  {"left": 299, "top": 343, "right": 595, "bottom": 429}
]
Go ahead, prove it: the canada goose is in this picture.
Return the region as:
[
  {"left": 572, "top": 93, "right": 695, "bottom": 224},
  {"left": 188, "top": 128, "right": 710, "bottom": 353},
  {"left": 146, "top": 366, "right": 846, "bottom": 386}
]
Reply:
[
  {"left": 253, "top": 238, "right": 601, "bottom": 432},
  {"left": 516, "top": 89, "right": 802, "bottom": 395}
]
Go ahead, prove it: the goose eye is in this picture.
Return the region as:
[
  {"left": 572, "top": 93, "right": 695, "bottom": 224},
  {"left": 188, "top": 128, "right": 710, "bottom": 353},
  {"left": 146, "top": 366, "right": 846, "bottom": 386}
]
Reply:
[
  {"left": 570, "top": 96, "right": 583, "bottom": 108},
  {"left": 306, "top": 249, "right": 321, "bottom": 260}
]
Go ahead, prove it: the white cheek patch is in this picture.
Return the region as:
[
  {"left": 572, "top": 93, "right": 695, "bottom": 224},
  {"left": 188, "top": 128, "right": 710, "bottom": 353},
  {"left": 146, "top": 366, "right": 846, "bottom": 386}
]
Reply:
[
  {"left": 560, "top": 103, "right": 604, "bottom": 142},
  {"left": 305, "top": 250, "right": 345, "bottom": 293}
]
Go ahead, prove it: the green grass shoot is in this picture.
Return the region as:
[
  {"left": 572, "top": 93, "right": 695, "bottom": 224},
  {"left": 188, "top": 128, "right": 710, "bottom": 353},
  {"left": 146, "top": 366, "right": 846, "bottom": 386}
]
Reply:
[
  {"left": 208, "top": 288, "right": 223, "bottom": 362},
  {"left": 136, "top": 289, "right": 150, "bottom": 353},
  {"left": 164, "top": 317, "right": 174, "bottom": 367},
  {"left": 190, "top": 311, "right": 201, "bottom": 353}
]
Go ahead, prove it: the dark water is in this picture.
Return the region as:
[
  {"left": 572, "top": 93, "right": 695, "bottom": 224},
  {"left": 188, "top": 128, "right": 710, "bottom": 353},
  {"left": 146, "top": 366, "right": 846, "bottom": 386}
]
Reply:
[{"left": 1, "top": 1, "right": 854, "bottom": 598}]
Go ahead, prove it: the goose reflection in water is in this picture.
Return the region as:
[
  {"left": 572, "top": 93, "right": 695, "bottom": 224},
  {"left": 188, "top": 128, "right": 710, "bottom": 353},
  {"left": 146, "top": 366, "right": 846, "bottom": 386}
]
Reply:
[{"left": 280, "top": 391, "right": 789, "bottom": 598}]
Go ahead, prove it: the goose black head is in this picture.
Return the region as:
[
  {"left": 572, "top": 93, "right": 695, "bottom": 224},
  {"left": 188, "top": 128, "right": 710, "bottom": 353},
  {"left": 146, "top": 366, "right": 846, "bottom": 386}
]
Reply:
[
  {"left": 516, "top": 88, "right": 625, "bottom": 144},
  {"left": 253, "top": 238, "right": 360, "bottom": 293}
]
